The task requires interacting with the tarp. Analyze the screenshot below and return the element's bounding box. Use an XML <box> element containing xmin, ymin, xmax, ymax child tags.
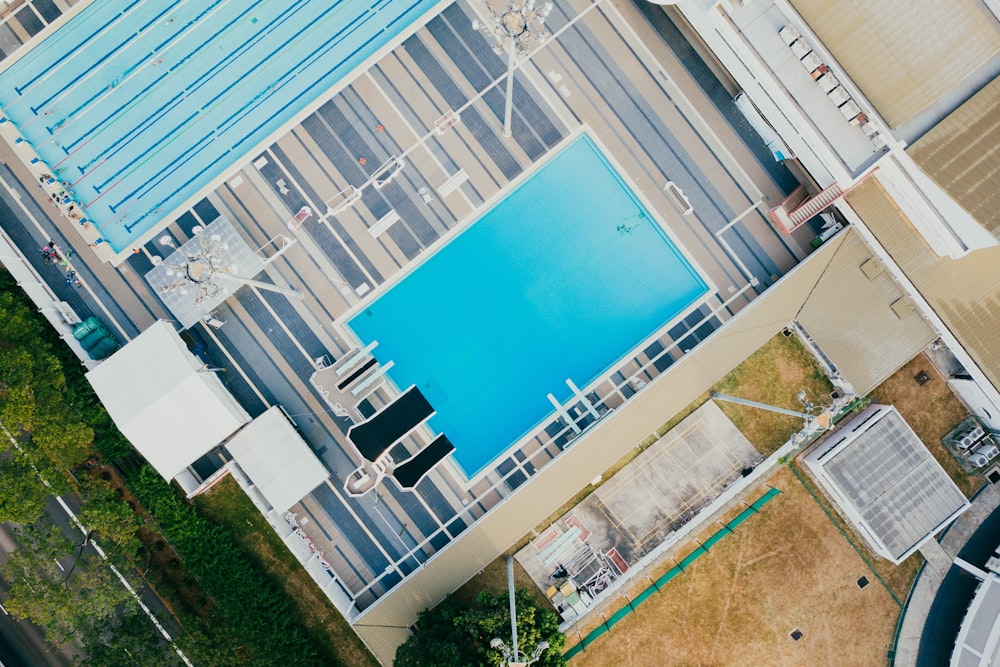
<box><xmin>86</xmin><ymin>320</ymin><xmax>250</xmax><ymax>480</ymax></box>
<box><xmin>226</xmin><ymin>406</ymin><xmax>330</xmax><ymax>513</ymax></box>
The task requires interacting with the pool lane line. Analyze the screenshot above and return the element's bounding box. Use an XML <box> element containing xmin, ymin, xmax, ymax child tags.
<box><xmin>44</xmin><ymin>0</ymin><xmax>370</xmax><ymax>223</ymax></box>
<box><xmin>63</xmin><ymin>0</ymin><xmax>294</xmax><ymax>183</ymax></box>
<box><xmin>78</xmin><ymin>0</ymin><xmax>302</xmax><ymax>173</ymax></box>
<box><xmin>68</xmin><ymin>160</ymin><xmax>107</xmax><ymax>192</ymax></box>
<box><xmin>100</xmin><ymin>0</ymin><xmax>357</xmax><ymax>208</ymax></box>
<box><xmin>31</xmin><ymin>0</ymin><xmax>176</xmax><ymax>112</ymax></box>
<box><xmin>56</xmin><ymin>0</ymin><xmax>410</xmax><ymax>236</ymax></box>
<box><xmin>51</xmin><ymin>138</ymin><xmax>90</xmax><ymax>170</ymax></box>
<box><xmin>115</xmin><ymin>0</ymin><xmax>374</xmax><ymax>200</ymax></box>
<box><xmin>11</xmin><ymin>0</ymin><xmax>146</xmax><ymax>99</ymax></box>
<box><xmin>60</xmin><ymin>0</ymin><xmax>244</xmax><ymax>153</ymax></box>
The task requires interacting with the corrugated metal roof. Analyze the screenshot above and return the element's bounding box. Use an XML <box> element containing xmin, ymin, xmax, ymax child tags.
<box><xmin>796</xmin><ymin>228</ymin><xmax>937</xmax><ymax>396</ymax></box>
<box><xmin>789</xmin><ymin>0</ymin><xmax>1000</xmax><ymax>127</ymax></box>
<box><xmin>907</xmin><ymin>75</ymin><xmax>1000</xmax><ymax>240</ymax></box>
<box><xmin>844</xmin><ymin>177</ymin><xmax>1000</xmax><ymax>393</ymax></box>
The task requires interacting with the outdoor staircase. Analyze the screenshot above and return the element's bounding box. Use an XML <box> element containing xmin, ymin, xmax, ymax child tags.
<box><xmin>769</xmin><ymin>183</ymin><xmax>844</xmax><ymax>234</ymax></box>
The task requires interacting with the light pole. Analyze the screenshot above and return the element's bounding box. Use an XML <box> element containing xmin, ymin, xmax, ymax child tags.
<box><xmin>473</xmin><ymin>0</ymin><xmax>553</xmax><ymax>138</ymax></box>
<box><xmin>490</xmin><ymin>556</ymin><xmax>549</xmax><ymax>666</ymax></box>
<box><xmin>159</xmin><ymin>231</ymin><xmax>303</xmax><ymax>305</ymax></box>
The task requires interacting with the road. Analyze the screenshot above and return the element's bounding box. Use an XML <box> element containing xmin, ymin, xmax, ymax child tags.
<box><xmin>0</xmin><ymin>524</ymin><xmax>75</xmax><ymax>667</ymax></box>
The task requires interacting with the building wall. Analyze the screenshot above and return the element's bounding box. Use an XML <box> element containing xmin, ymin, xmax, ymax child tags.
<box><xmin>353</xmin><ymin>235</ymin><xmax>848</xmax><ymax>665</ymax></box>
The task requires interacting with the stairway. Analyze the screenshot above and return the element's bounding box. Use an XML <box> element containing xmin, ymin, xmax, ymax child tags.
<box><xmin>769</xmin><ymin>183</ymin><xmax>844</xmax><ymax>233</ymax></box>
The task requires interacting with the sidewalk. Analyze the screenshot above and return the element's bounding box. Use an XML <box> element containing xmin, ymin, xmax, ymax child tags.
<box><xmin>892</xmin><ymin>481</ymin><xmax>1000</xmax><ymax>666</ymax></box>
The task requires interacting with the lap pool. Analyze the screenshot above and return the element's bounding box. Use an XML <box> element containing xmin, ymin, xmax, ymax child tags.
<box><xmin>348</xmin><ymin>135</ymin><xmax>709</xmax><ymax>476</ymax></box>
<box><xmin>0</xmin><ymin>0</ymin><xmax>438</xmax><ymax>253</ymax></box>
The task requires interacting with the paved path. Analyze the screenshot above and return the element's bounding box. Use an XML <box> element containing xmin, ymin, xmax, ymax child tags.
<box><xmin>893</xmin><ymin>482</ymin><xmax>1000</xmax><ymax>666</ymax></box>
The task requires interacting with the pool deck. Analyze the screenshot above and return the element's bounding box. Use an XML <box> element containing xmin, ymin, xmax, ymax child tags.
<box><xmin>0</xmin><ymin>0</ymin><xmax>818</xmax><ymax>618</ymax></box>
<box><xmin>0</xmin><ymin>0</ymin><xmax>81</xmax><ymax>63</ymax></box>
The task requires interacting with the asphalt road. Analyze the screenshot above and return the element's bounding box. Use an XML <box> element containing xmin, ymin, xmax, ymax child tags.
<box><xmin>0</xmin><ymin>524</ymin><xmax>74</xmax><ymax>667</ymax></box>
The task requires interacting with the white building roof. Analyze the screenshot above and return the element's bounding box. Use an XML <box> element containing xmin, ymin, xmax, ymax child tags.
<box><xmin>804</xmin><ymin>404</ymin><xmax>970</xmax><ymax>563</ymax></box>
<box><xmin>225</xmin><ymin>407</ymin><xmax>329</xmax><ymax>513</ymax></box>
<box><xmin>86</xmin><ymin>320</ymin><xmax>250</xmax><ymax>480</ymax></box>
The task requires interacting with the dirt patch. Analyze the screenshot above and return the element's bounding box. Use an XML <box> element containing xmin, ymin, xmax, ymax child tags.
<box><xmin>567</xmin><ymin>467</ymin><xmax>902</xmax><ymax>666</ymax></box>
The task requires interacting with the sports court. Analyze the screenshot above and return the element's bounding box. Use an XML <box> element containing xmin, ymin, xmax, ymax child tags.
<box><xmin>516</xmin><ymin>401</ymin><xmax>761</xmax><ymax>616</ymax></box>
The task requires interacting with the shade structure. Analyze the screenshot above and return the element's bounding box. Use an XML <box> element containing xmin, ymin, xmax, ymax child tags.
<box><xmin>86</xmin><ymin>320</ymin><xmax>250</xmax><ymax>480</ymax></box>
<box><xmin>347</xmin><ymin>386</ymin><xmax>434</xmax><ymax>462</ymax></box>
<box><xmin>804</xmin><ymin>404</ymin><xmax>969</xmax><ymax>563</ymax></box>
<box><xmin>393</xmin><ymin>435</ymin><xmax>455</xmax><ymax>490</ymax></box>
<box><xmin>225</xmin><ymin>406</ymin><xmax>330</xmax><ymax>513</ymax></box>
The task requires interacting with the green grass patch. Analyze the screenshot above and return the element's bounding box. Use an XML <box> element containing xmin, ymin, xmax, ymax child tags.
<box><xmin>194</xmin><ymin>476</ymin><xmax>377</xmax><ymax>667</ymax></box>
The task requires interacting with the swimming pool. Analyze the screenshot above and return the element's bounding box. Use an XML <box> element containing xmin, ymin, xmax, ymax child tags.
<box><xmin>0</xmin><ymin>0</ymin><xmax>438</xmax><ymax>253</ymax></box>
<box><xmin>348</xmin><ymin>135</ymin><xmax>709</xmax><ymax>476</ymax></box>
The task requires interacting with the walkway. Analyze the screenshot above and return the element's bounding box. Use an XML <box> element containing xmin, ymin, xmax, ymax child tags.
<box><xmin>893</xmin><ymin>481</ymin><xmax>1000</xmax><ymax>666</ymax></box>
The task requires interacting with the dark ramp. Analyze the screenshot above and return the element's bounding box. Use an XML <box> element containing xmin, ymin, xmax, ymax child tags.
<box><xmin>393</xmin><ymin>435</ymin><xmax>455</xmax><ymax>490</ymax></box>
<box><xmin>347</xmin><ymin>386</ymin><xmax>434</xmax><ymax>462</ymax></box>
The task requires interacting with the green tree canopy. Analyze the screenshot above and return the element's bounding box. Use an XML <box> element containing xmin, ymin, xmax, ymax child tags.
<box><xmin>0</xmin><ymin>451</ymin><xmax>54</xmax><ymax>524</ymax></box>
<box><xmin>2</xmin><ymin>521</ymin><xmax>134</xmax><ymax>644</ymax></box>
<box><xmin>394</xmin><ymin>588</ymin><xmax>565</xmax><ymax>667</ymax></box>
<box><xmin>78</xmin><ymin>479</ymin><xmax>142</xmax><ymax>557</ymax></box>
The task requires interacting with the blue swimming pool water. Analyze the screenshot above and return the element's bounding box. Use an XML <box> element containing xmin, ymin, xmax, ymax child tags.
<box><xmin>348</xmin><ymin>135</ymin><xmax>709</xmax><ymax>476</ymax></box>
<box><xmin>0</xmin><ymin>0</ymin><xmax>437</xmax><ymax>253</ymax></box>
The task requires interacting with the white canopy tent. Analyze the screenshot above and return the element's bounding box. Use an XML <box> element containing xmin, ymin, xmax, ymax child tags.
<box><xmin>86</xmin><ymin>320</ymin><xmax>250</xmax><ymax>480</ymax></box>
<box><xmin>225</xmin><ymin>407</ymin><xmax>330</xmax><ymax>513</ymax></box>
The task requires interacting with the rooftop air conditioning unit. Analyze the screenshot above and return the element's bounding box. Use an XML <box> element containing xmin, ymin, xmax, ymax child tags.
<box><xmin>956</xmin><ymin>425</ymin><xmax>986</xmax><ymax>451</ymax></box>
<box><xmin>968</xmin><ymin>443</ymin><xmax>1000</xmax><ymax>468</ymax></box>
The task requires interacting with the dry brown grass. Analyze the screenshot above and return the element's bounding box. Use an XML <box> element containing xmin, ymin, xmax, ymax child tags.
<box><xmin>194</xmin><ymin>476</ymin><xmax>377</xmax><ymax>667</ymax></box>
<box><xmin>531</xmin><ymin>335</ymin><xmax>827</xmax><ymax>538</ymax></box>
<box><xmin>713</xmin><ymin>334</ymin><xmax>834</xmax><ymax>455</ymax></box>
<box><xmin>869</xmin><ymin>352</ymin><xmax>981</xmax><ymax>497</ymax></box>
<box><xmin>567</xmin><ymin>467</ymin><xmax>902</xmax><ymax>667</ymax></box>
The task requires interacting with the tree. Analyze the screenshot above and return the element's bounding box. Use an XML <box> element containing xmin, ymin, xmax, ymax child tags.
<box><xmin>394</xmin><ymin>588</ymin><xmax>565</xmax><ymax>667</ymax></box>
<box><xmin>0</xmin><ymin>450</ymin><xmax>52</xmax><ymax>523</ymax></box>
<box><xmin>78</xmin><ymin>479</ymin><xmax>142</xmax><ymax>557</ymax></box>
<box><xmin>2</xmin><ymin>521</ymin><xmax>134</xmax><ymax>644</ymax></box>
<box><xmin>31</xmin><ymin>414</ymin><xmax>93</xmax><ymax>468</ymax></box>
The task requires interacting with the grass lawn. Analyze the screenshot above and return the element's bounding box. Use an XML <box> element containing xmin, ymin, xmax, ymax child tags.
<box><xmin>712</xmin><ymin>333</ymin><xmax>834</xmax><ymax>455</ymax></box>
<box><xmin>566</xmin><ymin>467</ymin><xmax>903</xmax><ymax>666</ymax></box>
<box><xmin>528</xmin><ymin>334</ymin><xmax>829</xmax><ymax>540</ymax></box>
<box><xmin>194</xmin><ymin>476</ymin><xmax>377</xmax><ymax>667</ymax></box>
<box><xmin>869</xmin><ymin>352</ymin><xmax>980</xmax><ymax>497</ymax></box>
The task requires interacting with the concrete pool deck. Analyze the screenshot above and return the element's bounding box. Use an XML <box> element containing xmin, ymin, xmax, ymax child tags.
<box><xmin>0</xmin><ymin>0</ymin><xmax>819</xmax><ymax>643</ymax></box>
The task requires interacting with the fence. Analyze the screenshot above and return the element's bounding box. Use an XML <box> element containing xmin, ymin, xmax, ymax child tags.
<box><xmin>564</xmin><ymin>486</ymin><xmax>782</xmax><ymax>659</ymax></box>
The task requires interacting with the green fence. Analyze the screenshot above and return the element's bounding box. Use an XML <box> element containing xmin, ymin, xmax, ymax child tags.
<box><xmin>564</xmin><ymin>486</ymin><xmax>782</xmax><ymax>660</ymax></box>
